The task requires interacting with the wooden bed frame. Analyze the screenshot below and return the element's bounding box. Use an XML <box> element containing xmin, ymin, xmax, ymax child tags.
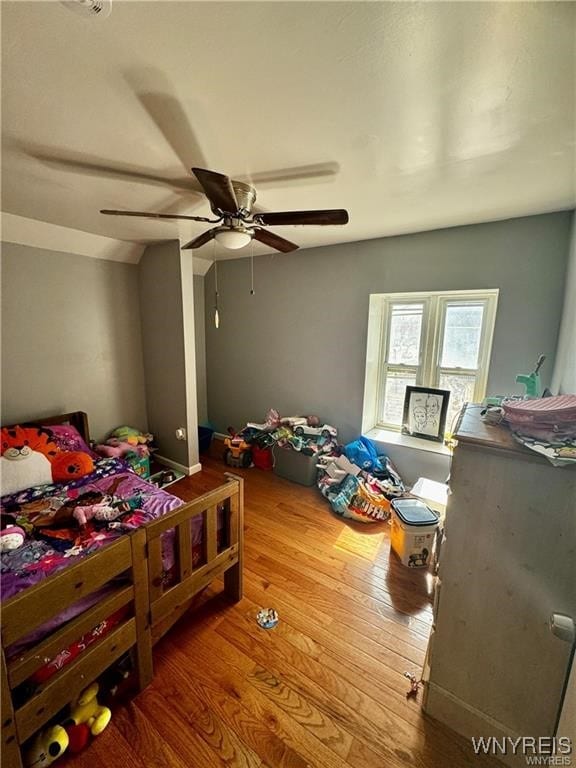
<box><xmin>0</xmin><ymin>412</ymin><xmax>244</xmax><ymax>768</ymax></box>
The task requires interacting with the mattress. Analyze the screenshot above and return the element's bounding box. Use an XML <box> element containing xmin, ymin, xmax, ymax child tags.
<box><xmin>1</xmin><ymin>458</ymin><xmax>220</xmax><ymax>657</ymax></box>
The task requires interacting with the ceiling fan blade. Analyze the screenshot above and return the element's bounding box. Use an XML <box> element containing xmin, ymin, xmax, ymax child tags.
<box><xmin>192</xmin><ymin>168</ymin><xmax>238</xmax><ymax>214</ymax></box>
<box><xmin>242</xmin><ymin>162</ymin><xmax>340</xmax><ymax>187</ymax></box>
<box><xmin>123</xmin><ymin>69</ymin><xmax>210</xmax><ymax>173</ymax></box>
<box><xmin>181</xmin><ymin>229</ymin><xmax>218</xmax><ymax>250</ymax></box>
<box><xmin>30</xmin><ymin>151</ymin><xmax>197</xmax><ymax>192</ymax></box>
<box><xmin>134</xmin><ymin>92</ymin><xmax>209</xmax><ymax>175</ymax></box>
<box><xmin>252</xmin><ymin>227</ymin><xmax>299</xmax><ymax>253</ymax></box>
<box><xmin>254</xmin><ymin>209</ymin><xmax>349</xmax><ymax>226</ymax></box>
<box><xmin>100</xmin><ymin>210</ymin><xmax>217</xmax><ymax>223</ymax></box>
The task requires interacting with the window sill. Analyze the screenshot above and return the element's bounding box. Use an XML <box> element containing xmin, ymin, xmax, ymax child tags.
<box><xmin>364</xmin><ymin>427</ymin><xmax>453</xmax><ymax>457</ymax></box>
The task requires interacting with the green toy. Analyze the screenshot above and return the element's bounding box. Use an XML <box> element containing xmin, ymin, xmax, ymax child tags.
<box><xmin>516</xmin><ymin>354</ymin><xmax>546</xmax><ymax>398</ymax></box>
<box><xmin>108</xmin><ymin>425</ymin><xmax>153</xmax><ymax>446</ymax></box>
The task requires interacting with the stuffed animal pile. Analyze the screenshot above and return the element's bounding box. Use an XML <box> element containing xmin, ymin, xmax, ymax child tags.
<box><xmin>95</xmin><ymin>425</ymin><xmax>154</xmax><ymax>460</ymax></box>
<box><xmin>23</xmin><ymin>681</ymin><xmax>112</xmax><ymax>767</ymax></box>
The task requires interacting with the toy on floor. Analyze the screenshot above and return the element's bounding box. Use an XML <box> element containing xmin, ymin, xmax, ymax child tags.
<box><xmin>223</xmin><ymin>427</ymin><xmax>252</xmax><ymax>468</ymax></box>
<box><xmin>25</xmin><ymin>682</ymin><xmax>112</xmax><ymax>763</ymax></box>
<box><xmin>404</xmin><ymin>671</ymin><xmax>423</xmax><ymax>699</ymax></box>
<box><xmin>64</xmin><ymin>723</ymin><xmax>91</xmax><ymax>754</ymax></box>
<box><xmin>256</xmin><ymin>608</ymin><xmax>279</xmax><ymax>629</ymax></box>
<box><xmin>293</xmin><ymin>423</ymin><xmax>337</xmax><ymax>439</ymax></box>
<box><xmin>23</xmin><ymin>725</ymin><xmax>69</xmax><ymax>767</ymax></box>
<box><xmin>67</xmin><ymin>682</ymin><xmax>111</xmax><ymax>737</ymax></box>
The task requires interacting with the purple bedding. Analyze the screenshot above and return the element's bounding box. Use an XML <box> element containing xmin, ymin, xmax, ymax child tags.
<box><xmin>1</xmin><ymin>458</ymin><xmax>212</xmax><ymax>656</ymax></box>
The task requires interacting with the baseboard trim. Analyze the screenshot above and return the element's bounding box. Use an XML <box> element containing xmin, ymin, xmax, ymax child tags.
<box><xmin>425</xmin><ymin>683</ymin><xmax>524</xmax><ymax>767</ymax></box>
<box><xmin>156</xmin><ymin>455</ymin><xmax>203</xmax><ymax>477</ymax></box>
<box><xmin>214</xmin><ymin>432</ymin><xmax>228</xmax><ymax>441</ymax></box>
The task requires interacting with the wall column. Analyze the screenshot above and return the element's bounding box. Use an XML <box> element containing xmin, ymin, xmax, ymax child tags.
<box><xmin>139</xmin><ymin>240</ymin><xmax>200</xmax><ymax>473</ymax></box>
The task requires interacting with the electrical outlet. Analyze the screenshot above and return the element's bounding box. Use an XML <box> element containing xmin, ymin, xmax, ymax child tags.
<box><xmin>175</xmin><ymin>428</ymin><xmax>186</xmax><ymax>441</ymax></box>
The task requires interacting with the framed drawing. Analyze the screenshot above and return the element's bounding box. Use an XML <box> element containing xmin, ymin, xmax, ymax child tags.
<box><xmin>402</xmin><ymin>386</ymin><xmax>450</xmax><ymax>442</ymax></box>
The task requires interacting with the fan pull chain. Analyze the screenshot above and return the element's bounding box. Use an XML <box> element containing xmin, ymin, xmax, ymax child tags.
<box><xmin>250</xmin><ymin>239</ymin><xmax>255</xmax><ymax>296</ymax></box>
<box><xmin>213</xmin><ymin>242</ymin><xmax>220</xmax><ymax>329</ymax></box>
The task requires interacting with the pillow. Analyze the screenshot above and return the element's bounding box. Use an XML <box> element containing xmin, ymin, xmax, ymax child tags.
<box><xmin>0</xmin><ymin>424</ymin><xmax>96</xmax><ymax>496</ymax></box>
<box><xmin>1</xmin><ymin>425</ymin><xmax>59</xmax><ymax>461</ymax></box>
<box><xmin>41</xmin><ymin>424</ymin><xmax>97</xmax><ymax>459</ymax></box>
<box><xmin>51</xmin><ymin>451</ymin><xmax>94</xmax><ymax>483</ymax></box>
<box><xmin>0</xmin><ymin>451</ymin><xmax>53</xmax><ymax>497</ymax></box>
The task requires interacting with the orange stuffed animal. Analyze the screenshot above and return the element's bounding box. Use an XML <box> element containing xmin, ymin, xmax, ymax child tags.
<box><xmin>1</xmin><ymin>425</ymin><xmax>59</xmax><ymax>461</ymax></box>
<box><xmin>0</xmin><ymin>425</ymin><xmax>94</xmax><ymax>488</ymax></box>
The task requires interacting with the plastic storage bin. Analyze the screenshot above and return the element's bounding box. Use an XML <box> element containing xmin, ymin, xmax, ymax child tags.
<box><xmin>273</xmin><ymin>446</ymin><xmax>318</xmax><ymax>486</ymax></box>
<box><xmin>252</xmin><ymin>445</ymin><xmax>273</xmax><ymax>470</ymax></box>
<box><xmin>198</xmin><ymin>426</ymin><xmax>214</xmax><ymax>454</ymax></box>
<box><xmin>390</xmin><ymin>498</ymin><xmax>439</xmax><ymax>568</ymax></box>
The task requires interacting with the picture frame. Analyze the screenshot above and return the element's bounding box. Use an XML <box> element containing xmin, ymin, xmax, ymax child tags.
<box><xmin>401</xmin><ymin>386</ymin><xmax>450</xmax><ymax>442</ymax></box>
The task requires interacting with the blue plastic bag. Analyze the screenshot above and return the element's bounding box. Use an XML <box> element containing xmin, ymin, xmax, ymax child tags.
<box><xmin>344</xmin><ymin>436</ymin><xmax>385</xmax><ymax>472</ymax></box>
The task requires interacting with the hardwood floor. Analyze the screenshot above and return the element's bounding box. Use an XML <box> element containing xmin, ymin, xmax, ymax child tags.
<box><xmin>66</xmin><ymin>444</ymin><xmax>502</xmax><ymax>768</ymax></box>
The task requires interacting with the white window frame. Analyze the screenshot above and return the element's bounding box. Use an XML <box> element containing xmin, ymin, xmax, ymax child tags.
<box><xmin>362</xmin><ymin>289</ymin><xmax>499</xmax><ymax>434</ymax></box>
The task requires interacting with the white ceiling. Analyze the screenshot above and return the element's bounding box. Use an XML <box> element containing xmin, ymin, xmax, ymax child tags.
<box><xmin>1</xmin><ymin>1</ymin><xmax>575</xmax><ymax>263</ymax></box>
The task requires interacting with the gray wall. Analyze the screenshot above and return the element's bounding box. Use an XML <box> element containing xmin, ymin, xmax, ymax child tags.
<box><xmin>205</xmin><ymin>212</ymin><xmax>572</xmax><ymax>446</ymax></box>
<box><xmin>194</xmin><ymin>274</ymin><xmax>208</xmax><ymax>425</ymax></box>
<box><xmin>552</xmin><ymin>212</ymin><xmax>576</xmax><ymax>394</ymax></box>
<box><xmin>1</xmin><ymin>241</ymin><xmax>147</xmax><ymax>441</ymax></box>
<box><xmin>138</xmin><ymin>241</ymin><xmax>199</xmax><ymax>468</ymax></box>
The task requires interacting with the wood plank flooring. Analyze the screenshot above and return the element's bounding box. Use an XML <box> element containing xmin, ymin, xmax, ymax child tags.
<box><xmin>65</xmin><ymin>443</ymin><xmax>502</xmax><ymax>768</ymax></box>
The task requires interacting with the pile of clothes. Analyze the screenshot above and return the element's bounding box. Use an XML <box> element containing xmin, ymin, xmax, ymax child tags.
<box><xmin>239</xmin><ymin>410</ymin><xmax>405</xmax><ymax>524</ymax></box>
<box><xmin>316</xmin><ymin>436</ymin><xmax>404</xmax><ymax>523</ymax></box>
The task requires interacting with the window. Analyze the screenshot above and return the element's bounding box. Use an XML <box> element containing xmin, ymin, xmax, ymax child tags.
<box><xmin>363</xmin><ymin>290</ymin><xmax>499</xmax><ymax>435</ymax></box>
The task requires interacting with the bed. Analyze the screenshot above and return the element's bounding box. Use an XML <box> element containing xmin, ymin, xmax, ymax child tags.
<box><xmin>0</xmin><ymin>411</ymin><xmax>244</xmax><ymax>768</ymax></box>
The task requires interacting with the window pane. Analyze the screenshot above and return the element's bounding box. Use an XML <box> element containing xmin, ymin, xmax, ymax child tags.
<box><xmin>382</xmin><ymin>370</ymin><xmax>417</xmax><ymax>426</ymax></box>
<box><xmin>439</xmin><ymin>372</ymin><xmax>477</xmax><ymax>431</ymax></box>
<box><xmin>388</xmin><ymin>303</ymin><xmax>423</xmax><ymax>365</ymax></box>
<box><xmin>441</xmin><ymin>304</ymin><xmax>484</xmax><ymax>369</ymax></box>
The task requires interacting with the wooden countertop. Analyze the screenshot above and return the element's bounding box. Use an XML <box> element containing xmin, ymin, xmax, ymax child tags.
<box><xmin>454</xmin><ymin>404</ymin><xmax>537</xmax><ymax>458</ymax></box>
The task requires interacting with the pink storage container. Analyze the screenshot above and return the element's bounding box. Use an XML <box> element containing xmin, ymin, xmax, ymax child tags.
<box><xmin>503</xmin><ymin>395</ymin><xmax>576</xmax><ymax>439</ymax></box>
<box><xmin>504</xmin><ymin>395</ymin><xmax>576</xmax><ymax>424</ymax></box>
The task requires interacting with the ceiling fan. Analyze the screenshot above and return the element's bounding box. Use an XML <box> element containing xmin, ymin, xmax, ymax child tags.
<box><xmin>101</xmin><ymin>166</ymin><xmax>349</xmax><ymax>253</ymax></box>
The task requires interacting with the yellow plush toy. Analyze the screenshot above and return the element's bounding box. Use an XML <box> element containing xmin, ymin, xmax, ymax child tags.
<box><xmin>68</xmin><ymin>682</ymin><xmax>111</xmax><ymax>736</ymax></box>
<box><xmin>24</xmin><ymin>725</ymin><xmax>68</xmax><ymax>767</ymax></box>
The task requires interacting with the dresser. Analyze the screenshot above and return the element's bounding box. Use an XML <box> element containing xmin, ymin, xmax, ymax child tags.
<box><xmin>423</xmin><ymin>405</ymin><xmax>576</xmax><ymax>762</ymax></box>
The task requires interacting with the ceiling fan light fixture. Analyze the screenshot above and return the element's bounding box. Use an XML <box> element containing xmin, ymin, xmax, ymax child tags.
<box><xmin>214</xmin><ymin>228</ymin><xmax>252</xmax><ymax>250</ymax></box>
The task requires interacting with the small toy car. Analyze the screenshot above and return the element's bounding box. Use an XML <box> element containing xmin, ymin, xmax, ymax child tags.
<box><xmin>280</xmin><ymin>416</ymin><xmax>308</xmax><ymax>428</ymax></box>
<box><xmin>293</xmin><ymin>424</ymin><xmax>338</xmax><ymax>439</ymax></box>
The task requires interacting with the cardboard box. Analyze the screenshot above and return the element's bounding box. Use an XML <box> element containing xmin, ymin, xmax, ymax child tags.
<box><xmin>126</xmin><ymin>454</ymin><xmax>150</xmax><ymax>479</ymax></box>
